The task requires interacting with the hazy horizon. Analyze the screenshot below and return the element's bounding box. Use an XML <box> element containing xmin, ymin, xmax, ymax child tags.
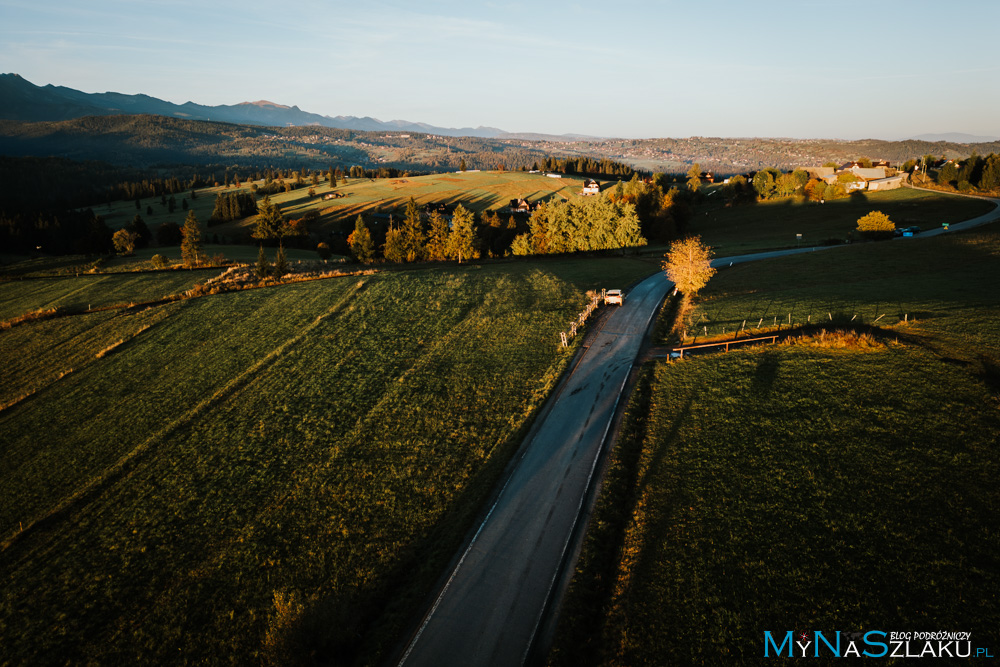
<box><xmin>2</xmin><ymin>0</ymin><xmax>998</xmax><ymax>141</ymax></box>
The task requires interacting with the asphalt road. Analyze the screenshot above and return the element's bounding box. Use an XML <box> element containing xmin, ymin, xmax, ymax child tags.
<box><xmin>397</xmin><ymin>272</ymin><xmax>673</xmax><ymax>667</ymax></box>
<box><xmin>901</xmin><ymin>187</ymin><xmax>1000</xmax><ymax>237</ymax></box>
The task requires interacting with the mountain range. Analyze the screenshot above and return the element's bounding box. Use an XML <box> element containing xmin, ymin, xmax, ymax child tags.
<box><xmin>0</xmin><ymin>73</ymin><xmax>510</xmax><ymax>138</ymax></box>
<box><xmin>5</xmin><ymin>74</ymin><xmax>996</xmax><ymax>146</ymax></box>
<box><xmin>906</xmin><ymin>132</ymin><xmax>1000</xmax><ymax>143</ymax></box>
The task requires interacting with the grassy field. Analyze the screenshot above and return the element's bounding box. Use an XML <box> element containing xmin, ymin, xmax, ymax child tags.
<box><xmin>0</xmin><ymin>255</ymin><xmax>656</xmax><ymax>665</ymax></box>
<box><xmin>550</xmin><ymin>224</ymin><xmax>1000</xmax><ymax>665</ymax></box>
<box><xmin>685</xmin><ymin>186</ymin><xmax>996</xmax><ymax>255</ymax></box>
<box><xmin>97</xmin><ymin>170</ymin><xmax>592</xmax><ymax>240</ymax></box>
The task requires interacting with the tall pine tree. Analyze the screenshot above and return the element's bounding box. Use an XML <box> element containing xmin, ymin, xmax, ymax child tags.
<box><xmin>447</xmin><ymin>205</ymin><xmax>476</xmax><ymax>262</ymax></box>
<box><xmin>181</xmin><ymin>210</ymin><xmax>202</xmax><ymax>267</ymax></box>
<box><xmin>349</xmin><ymin>215</ymin><xmax>375</xmax><ymax>263</ymax></box>
<box><xmin>400</xmin><ymin>197</ymin><xmax>426</xmax><ymax>262</ymax></box>
<box><xmin>425</xmin><ymin>210</ymin><xmax>450</xmax><ymax>261</ymax></box>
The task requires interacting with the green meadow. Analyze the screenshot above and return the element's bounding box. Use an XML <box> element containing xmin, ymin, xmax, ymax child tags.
<box><xmin>550</xmin><ymin>225</ymin><xmax>1000</xmax><ymax>665</ymax></box>
<box><xmin>0</xmin><ymin>256</ymin><xmax>655</xmax><ymax>665</ymax></box>
<box><xmin>686</xmin><ymin>186</ymin><xmax>995</xmax><ymax>255</ymax></box>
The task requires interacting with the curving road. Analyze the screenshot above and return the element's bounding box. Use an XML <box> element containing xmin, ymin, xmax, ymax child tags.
<box><xmin>395</xmin><ymin>188</ymin><xmax>1000</xmax><ymax>667</ymax></box>
<box><xmin>901</xmin><ymin>185</ymin><xmax>1000</xmax><ymax>237</ymax></box>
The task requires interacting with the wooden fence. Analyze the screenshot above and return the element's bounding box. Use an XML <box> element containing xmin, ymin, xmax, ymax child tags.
<box><xmin>670</xmin><ymin>334</ymin><xmax>780</xmax><ymax>359</ymax></box>
<box><xmin>560</xmin><ymin>293</ymin><xmax>602</xmax><ymax>347</ymax></box>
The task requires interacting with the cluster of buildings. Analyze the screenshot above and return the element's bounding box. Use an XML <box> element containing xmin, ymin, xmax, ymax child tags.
<box><xmin>800</xmin><ymin>161</ymin><xmax>905</xmax><ymax>192</ymax></box>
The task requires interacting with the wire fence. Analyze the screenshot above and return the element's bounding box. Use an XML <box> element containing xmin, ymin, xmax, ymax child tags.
<box><xmin>684</xmin><ymin>309</ymin><xmax>914</xmax><ymax>346</ymax></box>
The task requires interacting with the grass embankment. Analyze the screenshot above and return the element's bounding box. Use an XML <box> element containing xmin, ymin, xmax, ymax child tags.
<box><xmin>686</xmin><ymin>187</ymin><xmax>995</xmax><ymax>255</ymax></box>
<box><xmin>0</xmin><ymin>244</ymin><xmax>326</xmax><ymax>279</ymax></box>
<box><xmin>0</xmin><ymin>270</ymin><xmax>211</xmax><ymax>322</ymax></box>
<box><xmin>550</xmin><ymin>226</ymin><xmax>1000</xmax><ymax>665</ymax></box>
<box><xmin>0</xmin><ymin>256</ymin><xmax>654</xmax><ymax>665</ymax></box>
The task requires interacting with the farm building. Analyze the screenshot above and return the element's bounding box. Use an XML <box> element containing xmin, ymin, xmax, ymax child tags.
<box><xmin>866</xmin><ymin>175</ymin><xmax>905</xmax><ymax>191</ymax></box>
<box><xmin>819</xmin><ymin>164</ymin><xmax>899</xmax><ymax>191</ymax></box>
<box><xmin>801</xmin><ymin>166</ymin><xmax>835</xmax><ymax>179</ymax></box>
<box><xmin>849</xmin><ymin>166</ymin><xmax>889</xmax><ymax>180</ymax></box>
<box><xmin>581</xmin><ymin>179</ymin><xmax>600</xmax><ymax>195</ymax></box>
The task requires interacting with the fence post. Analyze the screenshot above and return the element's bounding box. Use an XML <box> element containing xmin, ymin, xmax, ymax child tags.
<box><xmin>560</xmin><ymin>331</ymin><xmax>568</xmax><ymax>347</ymax></box>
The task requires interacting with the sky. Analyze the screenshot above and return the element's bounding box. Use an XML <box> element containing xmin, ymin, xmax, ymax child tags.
<box><xmin>2</xmin><ymin>0</ymin><xmax>999</xmax><ymax>140</ymax></box>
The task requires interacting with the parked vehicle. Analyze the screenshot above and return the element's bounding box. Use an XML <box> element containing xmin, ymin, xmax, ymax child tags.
<box><xmin>605</xmin><ymin>289</ymin><xmax>624</xmax><ymax>306</ymax></box>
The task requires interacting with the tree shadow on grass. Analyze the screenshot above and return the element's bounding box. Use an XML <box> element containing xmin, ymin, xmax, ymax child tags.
<box><xmin>553</xmin><ymin>385</ymin><xmax>696</xmax><ymax>666</ymax></box>
<box><xmin>978</xmin><ymin>354</ymin><xmax>1000</xmax><ymax>396</ymax></box>
<box><xmin>750</xmin><ymin>352</ymin><xmax>780</xmax><ymax>397</ymax></box>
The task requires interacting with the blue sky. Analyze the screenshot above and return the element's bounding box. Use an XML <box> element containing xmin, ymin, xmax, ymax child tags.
<box><xmin>2</xmin><ymin>0</ymin><xmax>998</xmax><ymax>139</ymax></box>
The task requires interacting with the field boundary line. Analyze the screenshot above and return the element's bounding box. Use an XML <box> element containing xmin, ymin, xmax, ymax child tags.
<box><xmin>0</xmin><ymin>306</ymin><xmax>175</xmax><ymax>418</ymax></box>
<box><xmin>1</xmin><ymin>278</ymin><xmax>367</xmax><ymax>555</ymax></box>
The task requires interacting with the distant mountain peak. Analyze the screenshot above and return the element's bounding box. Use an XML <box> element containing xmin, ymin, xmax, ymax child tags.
<box><xmin>240</xmin><ymin>100</ymin><xmax>291</xmax><ymax>109</ymax></box>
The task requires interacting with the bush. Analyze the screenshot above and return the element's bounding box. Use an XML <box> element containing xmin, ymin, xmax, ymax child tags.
<box><xmin>150</xmin><ymin>254</ymin><xmax>171</xmax><ymax>269</ymax></box>
<box><xmin>857</xmin><ymin>210</ymin><xmax>895</xmax><ymax>240</ymax></box>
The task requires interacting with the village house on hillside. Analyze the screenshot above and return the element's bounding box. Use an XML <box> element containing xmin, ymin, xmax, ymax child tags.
<box><xmin>508</xmin><ymin>198</ymin><xmax>542</xmax><ymax>214</ymax></box>
<box><xmin>581</xmin><ymin>179</ymin><xmax>600</xmax><ymax>195</ymax></box>
<box><xmin>424</xmin><ymin>202</ymin><xmax>457</xmax><ymax>216</ymax></box>
<box><xmin>866</xmin><ymin>174</ymin><xmax>906</xmax><ymax>191</ymax></box>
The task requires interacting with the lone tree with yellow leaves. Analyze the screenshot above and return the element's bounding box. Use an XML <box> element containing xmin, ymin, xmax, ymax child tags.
<box><xmin>856</xmin><ymin>210</ymin><xmax>895</xmax><ymax>239</ymax></box>
<box><xmin>662</xmin><ymin>235</ymin><xmax>716</xmax><ymax>297</ymax></box>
